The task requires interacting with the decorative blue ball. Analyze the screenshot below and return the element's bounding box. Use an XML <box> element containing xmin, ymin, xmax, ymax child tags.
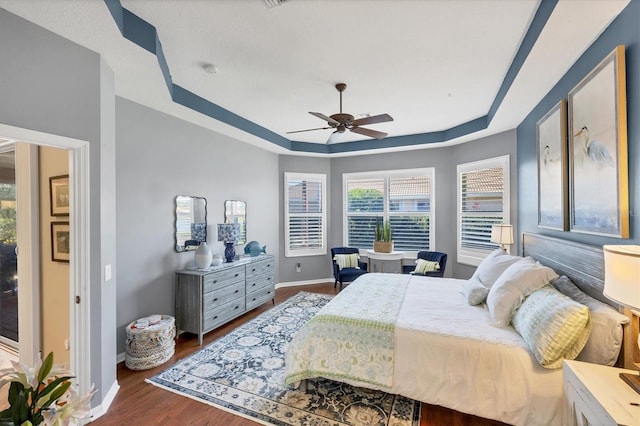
<box><xmin>244</xmin><ymin>241</ymin><xmax>266</xmax><ymax>257</ymax></box>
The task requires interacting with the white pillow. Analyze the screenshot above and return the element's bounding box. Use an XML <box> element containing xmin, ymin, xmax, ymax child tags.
<box><xmin>552</xmin><ymin>275</ymin><xmax>629</xmax><ymax>366</ymax></box>
<box><xmin>471</xmin><ymin>249</ymin><xmax>521</xmax><ymax>288</ymax></box>
<box><xmin>486</xmin><ymin>257</ymin><xmax>559</xmax><ymax>327</ymax></box>
<box><xmin>461</xmin><ymin>277</ymin><xmax>489</xmax><ymax>306</ymax></box>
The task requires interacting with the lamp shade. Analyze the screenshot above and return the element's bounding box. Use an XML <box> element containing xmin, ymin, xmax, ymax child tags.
<box><xmin>490</xmin><ymin>224</ymin><xmax>514</xmax><ymax>245</ymax></box>
<box><xmin>603</xmin><ymin>245</ymin><xmax>640</xmax><ymax>310</ymax></box>
<box><xmin>217</xmin><ymin>223</ymin><xmax>240</xmax><ymax>243</ymax></box>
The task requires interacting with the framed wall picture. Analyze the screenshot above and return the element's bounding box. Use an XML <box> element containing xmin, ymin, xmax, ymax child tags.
<box><xmin>537</xmin><ymin>100</ymin><xmax>568</xmax><ymax>231</ymax></box>
<box><xmin>568</xmin><ymin>45</ymin><xmax>629</xmax><ymax>238</ymax></box>
<box><xmin>49</xmin><ymin>174</ymin><xmax>70</xmax><ymax>216</ymax></box>
<box><xmin>51</xmin><ymin>221</ymin><xmax>70</xmax><ymax>263</ymax></box>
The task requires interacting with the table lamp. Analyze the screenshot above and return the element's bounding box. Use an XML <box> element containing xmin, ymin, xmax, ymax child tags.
<box><xmin>490</xmin><ymin>224</ymin><xmax>514</xmax><ymax>251</ymax></box>
<box><xmin>218</xmin><ymin>223</ymin><xmax>240</xmax><ymax>263</ymax></box>
<box><xmin>603</xmin><ymin>245</ymin><xmax>640</xmax><ymax>394</ymax></box>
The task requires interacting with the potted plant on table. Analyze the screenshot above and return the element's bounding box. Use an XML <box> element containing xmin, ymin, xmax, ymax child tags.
<box><xmin>373</xmin><ymin>219</ymin><xmax>393</xmax><ymax>253</ymax></box>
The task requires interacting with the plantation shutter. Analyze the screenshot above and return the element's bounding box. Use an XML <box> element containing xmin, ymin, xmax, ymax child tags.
<box><xmin>457</xmin><ymin>156</ymin><xmax>510</xmax><ymax>265</ymax></box>
<box><xmin>285</xmin><ymin>173</ymin><xmax>327</xmax><ymax>257</ymax></box>
<box><xmin>344</xmin><ymin>170</ymin><xmax>434</xmax><ymax>251</ymax></box>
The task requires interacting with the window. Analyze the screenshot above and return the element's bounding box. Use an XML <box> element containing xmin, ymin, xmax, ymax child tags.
<box><xmin>284</xmin><ymin>172</ymin><xmax>327</xmax><ymax>257</ymax></box>
<box><xmin>344</xmin><ymin>168</ymin><xmax>434</xmax><ymax>252</ymax></box>
<box><xmin>457</xmin><ymin>155</ymin><xmax>510</xmax><ymax>266</ymax></box>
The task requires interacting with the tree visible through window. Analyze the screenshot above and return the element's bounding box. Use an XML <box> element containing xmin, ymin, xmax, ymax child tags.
<box><xmin>344</xmin><ymin>169</ymin><xmax>434</xmax><ymax>252</ymax></box>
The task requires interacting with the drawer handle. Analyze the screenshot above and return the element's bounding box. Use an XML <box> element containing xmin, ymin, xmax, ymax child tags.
<box><xmin>213</xmin><ymin>280</ymin><xmax>217</xmax><ymax>284</ymax></box>
<box><xmin>213</xmin><ymin>298</ymin><xmax>218</xmax><ymax>302</ymax></box>
<box><xmin>213</xmin><ymin>316</ymin><xmax>218</xmax><ymax>320</ymax></box>
<box><xmin>234</xmin><ymin>290</ymin><xmax>239</xmax><ymax>294</ymax></box>
<box><xmin>252</xmin><ymin>298</ymin><xmax>256</xmax><ymax>302</ymax></box>
<box><xmin>235</xmin><ymin>306</ymin><xmax>239</xmax><ymax>310</ymax></box>
<box><xmin>267</xmin><ymin>277</ymin><xmax>271</xmax><ymax>281</ymax></box>
<box><xmin>235</xmin><ymin>273</ymin><xmax>239</xmax><ymax>277</ymax></box>
<box><xmin>252</xmin><ymin>268</ymin><xmax>256</xmax><ymax>272</ymax></box>
<box><xmin>267</xmin><ymin>264</ymin><xmax>271</xmax><ymax>267</ymax></box>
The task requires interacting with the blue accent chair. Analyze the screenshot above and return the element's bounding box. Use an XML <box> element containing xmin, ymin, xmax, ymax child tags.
<box><xmin>331</xmin><ymin>247</ymin><xmax>368</xmax><ymax>290</ymax></box>
<box><xmin>402</xmin><ymin>250</ymin><xmax>447</xmax><ymax>277</ymax></box>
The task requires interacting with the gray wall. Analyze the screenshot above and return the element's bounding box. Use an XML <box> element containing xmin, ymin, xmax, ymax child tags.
<box><xmin>115</xmin><ymin>98</ymin><xmax>280</xmax><ymax>353</ymax></box>
<box><xmin>0</xmin><ymin>9</ymin><xmax>116</xmax><ymax>407</ymax></box>
<box><xmin>278</xmin><ymin>130</ymin><xmax>517</xmax><ymax>281</ymax></box>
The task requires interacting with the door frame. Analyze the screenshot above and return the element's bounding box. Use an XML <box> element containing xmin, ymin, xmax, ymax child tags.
<box><xmin>0</xmin><ymin>123</ymin><xmax>90</xmax><ymax>396</ymax></box>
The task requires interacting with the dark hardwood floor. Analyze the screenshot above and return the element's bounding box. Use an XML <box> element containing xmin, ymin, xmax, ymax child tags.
<box><xmin>91</xmin><ymin>283</ymin><xmax>505</xmax><ymax>425</ymax></box>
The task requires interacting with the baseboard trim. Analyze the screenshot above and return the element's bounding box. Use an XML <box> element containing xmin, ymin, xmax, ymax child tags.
<box><xmin>116</xmin><ymin>351</ymin><xmax>125</xmax><ymax>364</ymax></box>
<box><xmin>275</xmin><ymin>278</ymin><xmax>333</xmax><ymax>289</ymax></box>
<box><xmin>89</xmin><ymin>379</ymin><xmax>120</xmax><ymax>422</ymax></box>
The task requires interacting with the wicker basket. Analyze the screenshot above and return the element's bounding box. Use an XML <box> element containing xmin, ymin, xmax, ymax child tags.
<box><xmin>373</xmin><ymin>241</ymin><xmax>394</xmax><ymax>253</ymax></box>
<box><xmin>125</xmin><ymin>315</ymin><xmax>176</xmax><ymax>370</ymax></box>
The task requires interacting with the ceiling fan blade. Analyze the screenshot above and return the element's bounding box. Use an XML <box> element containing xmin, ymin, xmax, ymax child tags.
<box><xmin>351</xmin><ymin>113</ymin><xmax>393</xmax><ymax>126</ymax></box>
<box><xmin>309</xmin><ymin>112</ymin><xmax>340</xmax><ymax>125</ymax></box>
<box><xmin>351</xmin><ymin>126</ymin><xmax>388</xmax><ymax>139</ymax></box>
<box><xmin>326</xmin><ymin>131</ymin><xmax>340</xmax><ymax>144</ymax></box>
<box><xmin>286</xmin><ymin>126</ymin><xmax>332</xmax><ymax>134</ymax></box>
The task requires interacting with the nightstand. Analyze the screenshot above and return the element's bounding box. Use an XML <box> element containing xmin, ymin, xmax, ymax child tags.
<box><xmin>563</xmin><ymin>359</ymin><xmax>640</xmax><ymax>426</ymax></box>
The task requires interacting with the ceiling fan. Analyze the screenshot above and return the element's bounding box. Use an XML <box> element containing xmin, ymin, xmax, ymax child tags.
<box><xmin>287</xmin><ymin>83</ymin><xmax>393</xmax><ymax>144</ymax></box>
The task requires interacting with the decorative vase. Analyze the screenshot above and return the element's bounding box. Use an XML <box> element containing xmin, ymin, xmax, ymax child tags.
<box><xmin>194</xmin><ymin>242</ymin><xmax>212</xmax><ymax>269</ymax></box>
<box><xmin>211</xmin><ymin>255</ymin><xmax>223</xmax><ymax>266</ymax></box>
<box><xmin>224</xmin><ymin>242</ymin><xmax>236</xmax><ymax>263</ymax></box>
<box><xmin>373</xmin><ymin>240</ymin><xmax>394</xmax><ymax>253</ymax></box>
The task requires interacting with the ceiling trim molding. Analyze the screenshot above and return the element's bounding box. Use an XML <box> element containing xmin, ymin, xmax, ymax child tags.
<box><xmin>104</xmin><ymin>0</ymin><xmax>557</xmax><ymax>155</ymax></box>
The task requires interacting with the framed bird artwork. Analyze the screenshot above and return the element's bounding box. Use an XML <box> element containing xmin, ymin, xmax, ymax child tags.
<box><xmin>536</xmin><ymin>100</ymin><xmax>568</xmax><ymax>231</ymax></box>
<box><xmin>568</xmin><ymin>44</ymin><xmax>629</xmax><ymax>238</ymax></box>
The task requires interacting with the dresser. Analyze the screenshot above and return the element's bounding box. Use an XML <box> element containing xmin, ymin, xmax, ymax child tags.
<box><xmin>175</xmin><ymin>255</ymin><xmax>275</xmax><ymax>345</ymax></box>
<box><xmin>563</xmin><ymin>359</ymin><xmax>640</xmax><ymax>426</ymax></box>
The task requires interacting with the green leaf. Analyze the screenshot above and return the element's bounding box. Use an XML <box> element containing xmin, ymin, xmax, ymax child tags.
<box><xmin>37</xmin><ymin>352</ymin><xmax>54</xmax><ymax>383</ymax></box>
<box><xmin>37</xmin><ymin>376</ymin><xmax>72</xmax><ymax>403</ymax></box>
<box><xmin>42</xmin><ymin>381</ymin><xmax>71</xmax><ymax>408</ymax></box>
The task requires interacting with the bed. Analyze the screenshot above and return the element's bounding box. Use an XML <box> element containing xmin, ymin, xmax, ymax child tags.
<box><xmin>284</xmin><ymin>233</ymin><xmax>632</xmax><ymax>425</ymax></box>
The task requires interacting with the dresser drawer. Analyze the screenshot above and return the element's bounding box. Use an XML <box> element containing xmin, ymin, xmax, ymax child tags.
<box><xmin>246</xmin><ymin>258</ymin><xmax>274</xmax><ymax>279</ymax></box>
<box><xmin>246</xmin><ymin>275</ymin><xmax>274</xmax><ymax>294</ymax></box>
<box><xmin>203</xmin><ymin>268</ymin><xmax>245</xmax><ymax>293</ymax></box>
<box><xmin>246</xmin><ymin>285</ymin><xmax>275</xmax><ymax>310</ymax></box>
<box><xmin>203</xmin><ymin>280</ymin><xmax>244</xmax><ymax>310</ymax></box>
<box><xmin>203</xmin><ymin>297</ymin><xmax>245</xmax><ymax>332</ymax></box>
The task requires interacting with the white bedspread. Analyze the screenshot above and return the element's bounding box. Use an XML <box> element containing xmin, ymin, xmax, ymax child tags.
<box><xmin>285</xmin><ymin>274</ymin><xmax>564</xmax><ymax>425</ymax></box>
<box><xmin>393</xmin><ymin>275</ymin><xmax>562</xmax><ymax>425</ymax></box>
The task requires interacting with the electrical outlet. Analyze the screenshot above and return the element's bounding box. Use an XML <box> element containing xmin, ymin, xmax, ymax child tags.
<box><xmin>64</xmin><ymin>338</ymin><xmax>70</xmax><ymax>350</ymax></box>
<box><xmin>296</xmin><ymin>263</ymin><xmax>301</xmax><ymax>272</ymax></box>
<box><xmin>105</xmin><ymin>264</ymin><xmax>112</xmax><ymax>282</ymax></box>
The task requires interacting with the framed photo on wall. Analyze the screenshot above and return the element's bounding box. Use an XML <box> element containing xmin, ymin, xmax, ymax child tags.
<box><xmin>536</xmin><ymin>100</ymin><xmax>568</xmax><ymax>231</ymax></box>
<box><xmin>49</xmin><ymin>174</ymin><xmax>69</xmax><ymax>216</ymax></box>
<box><xmin>51</xmin><ymin>221</ymin><xmax>70</xmax><ymax>263</ymax></box>
<box><xmin>568</xmin><ymin>45</ymin><xmax>629</xmax><ymax>238</ymax></box>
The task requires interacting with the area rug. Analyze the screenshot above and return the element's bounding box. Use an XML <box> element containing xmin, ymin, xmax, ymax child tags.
<box><xmin>147</xmin><ymin>291</ymin><xmax>421</xmax><ymax>426</ymax></box>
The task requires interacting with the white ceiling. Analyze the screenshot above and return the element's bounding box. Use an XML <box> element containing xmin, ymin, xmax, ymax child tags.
<box><xmin>0</xmin><ymin>0</ymin><xmax>630</xmax><ymax>155</ymax></box>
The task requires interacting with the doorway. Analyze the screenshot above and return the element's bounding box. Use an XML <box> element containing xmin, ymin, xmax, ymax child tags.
<box><xmin>0</xmin><ymin>147</ymin><xmax>17</xmax><ymax>351</ymax></box>
<box><xmin>0</xmin><ymin>123</ymin><xmax>90</xmax><ymax>400</ymax></box>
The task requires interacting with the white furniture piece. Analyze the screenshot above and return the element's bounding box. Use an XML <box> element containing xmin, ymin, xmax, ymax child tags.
<box><xmin>366</xmin><ymin>250</ymin><xmax>405</xmax><ymax>273</ymax></box>
<box><xmin>175</xmin><ymin>255</ymin><xmax>275</xmax><ymax>345</ymax></box>
<box><xmin>563</xmin><ymin>359</ymin><xmax>640</xmax><ymax>426</ymax></box>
